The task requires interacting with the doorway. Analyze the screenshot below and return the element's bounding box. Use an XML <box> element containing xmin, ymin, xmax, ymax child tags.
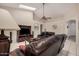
<box><xmin>67</xmin><ymin>20</ymin><xmax>76</xmax><ymax>42</ymax></box>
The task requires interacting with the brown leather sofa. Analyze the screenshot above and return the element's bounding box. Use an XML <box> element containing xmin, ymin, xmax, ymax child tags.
<box><xmin>27</xmin><ymin>34</ymin><xmax>67</xmax><ymax>56</ymax></box>
<box><xmin>15</xmin><ymin>34</ymin><xmax>67</xmax><ymax>56</ymax></box>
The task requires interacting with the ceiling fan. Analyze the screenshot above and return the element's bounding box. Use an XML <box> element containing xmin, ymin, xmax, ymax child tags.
<box><xmin>41</xmin><ymin>3</ymin><xmax>52</xmax><ymax>20</ymax></box>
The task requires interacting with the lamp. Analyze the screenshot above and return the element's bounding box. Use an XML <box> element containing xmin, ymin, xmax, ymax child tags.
<box><xmin>0</xmin><ymin>8</ymin><xmax>20</xmax><ymax>56</ymax></box>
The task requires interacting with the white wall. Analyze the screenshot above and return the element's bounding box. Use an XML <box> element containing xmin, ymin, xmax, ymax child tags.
<box><xmin>42</xmin><ymin>18</ymin><xmax>67</xmax><ymax>35</ymax></box>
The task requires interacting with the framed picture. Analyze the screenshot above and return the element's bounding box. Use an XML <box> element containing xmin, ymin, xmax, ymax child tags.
<box><xmin>52</xmin><ymin>25</ymin><xmax>57</xmax><ymax>29</ymax></box>
<box><xmin>34</xmin><ymin>25</ymin><xmax>39</xmax><ymax>30</ymax></box>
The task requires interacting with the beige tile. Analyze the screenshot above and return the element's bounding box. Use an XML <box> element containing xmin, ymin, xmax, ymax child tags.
<box><xmin>63</xmin><ymin>40</ymin><xmax>71</xmax><ymax>51</ymax></box>
<box><xmin>58</xmin><ymin>37</ymin><xmax>76</xmax><ymax>56</ymax></box>
<box><xmin>68</xmin><ymin>53</ymin><xmax>76</xmax><ymax>56</ymax></box>
<box><xmin>76</xmin><ymin>46</ymin><xmax>79</xmax><ymax>56</ymax></box>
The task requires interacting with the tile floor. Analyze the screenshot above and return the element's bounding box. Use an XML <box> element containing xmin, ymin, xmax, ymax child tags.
<box><xmin>57</xmin><ymin>36</ymin><xmax>76</xmax><ymax>56</ymax></box>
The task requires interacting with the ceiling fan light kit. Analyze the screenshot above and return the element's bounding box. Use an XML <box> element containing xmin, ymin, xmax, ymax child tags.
<box><xmin>41</xmin><ymin>3</ymin><xmax>52</xmax><ymax>20</ymax></box>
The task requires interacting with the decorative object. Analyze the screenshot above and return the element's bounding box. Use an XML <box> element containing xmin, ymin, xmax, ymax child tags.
<box><xmin>34</xmin><ymin>23</ymin><xmax>39</xmax><ymax>30</ymax></box>
<box><xmin>0</xmin><ymin>8</ymin><xmax>20</xmax><ymax>56</ymax></box>
<box><xmin>52</xmin><ymin>25</ymin><xmax>57</xmax><ymax>29</ymax></box>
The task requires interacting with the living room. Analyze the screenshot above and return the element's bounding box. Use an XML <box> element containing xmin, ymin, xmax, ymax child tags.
<box><xmin>0</xmin><ymin>3</ymin><xmax>79</xmax><ymax>56</ymax></box>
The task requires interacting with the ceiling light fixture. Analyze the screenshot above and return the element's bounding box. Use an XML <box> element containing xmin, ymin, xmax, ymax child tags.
<box><xmin>19</xmin><ymin>4</ymin><xmax>36</xmax><ymax>11</ymax></box>
<box><xmin>41</xmin><ymin>3</ymin><xmax>52</xmax><ymax>20</ymax></box>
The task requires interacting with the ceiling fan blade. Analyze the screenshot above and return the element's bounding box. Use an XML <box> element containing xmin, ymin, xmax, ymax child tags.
<box><xmin>41</xmin><ymin>16</ymin><xmax>46</xmax><ymax>20</ymax></box>
<box><xmin>41</xmin><ymin>16</ymin><xmax>52</xmax><ymax>20</ymax></box>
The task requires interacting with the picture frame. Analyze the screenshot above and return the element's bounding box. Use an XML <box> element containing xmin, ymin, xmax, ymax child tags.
<box><xmin>52</xmin><ymin>25</ymin><xmax>57</xmax><ymax>29</ymax></box>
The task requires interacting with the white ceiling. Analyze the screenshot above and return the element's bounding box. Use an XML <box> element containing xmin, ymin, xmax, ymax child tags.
<box><xmin>0</xmin><ymin>3</ymin><xmax>78</xmax><ymax>20</ymax></box>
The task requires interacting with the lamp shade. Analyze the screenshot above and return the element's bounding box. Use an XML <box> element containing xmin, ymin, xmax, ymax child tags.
<box><xmin>0</xmin><ymin>8</ymin><xmax>20</xmax><ymax>30</ymax></box>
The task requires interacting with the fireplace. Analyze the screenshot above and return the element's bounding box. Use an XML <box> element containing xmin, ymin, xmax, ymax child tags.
<box><xmin>19</xmin><ymin>25</ymin><xmax>31</xmax><ymax>35</ymax></box>
<box><xmin>17</xmin><ymin>25</ymin><xmax>32</xmax><ymax>42</ymax></box>
<box><xmin>20</xmin><ymin>27</ymin><xmax>30</xmax><ymax>35</ymax></box>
